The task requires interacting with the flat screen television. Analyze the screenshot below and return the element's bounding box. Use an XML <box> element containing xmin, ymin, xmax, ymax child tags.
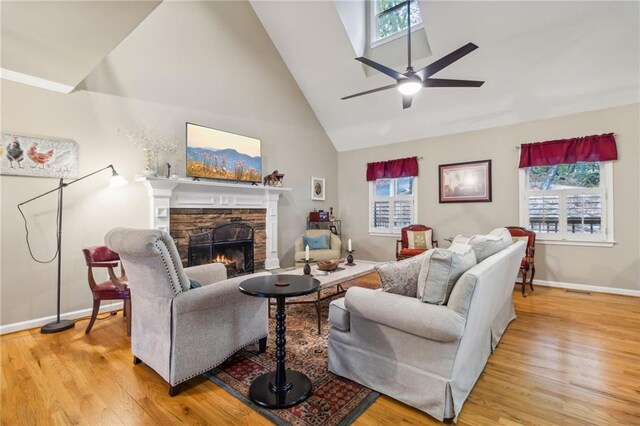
<box><xmin>186</xmin><ymin>122</ymin><xmax>262</xmax><ymax>183</ymax></box>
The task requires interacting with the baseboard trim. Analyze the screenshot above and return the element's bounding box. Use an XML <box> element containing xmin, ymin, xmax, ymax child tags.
<box><xmin>0</xmin><ymin>301</ymin><xmax>124</xmax><ymax>335</ymax></box>
<box><xmin>531</xmin><ymin>279</ymin><xmax>640</xmax><ymax>297</ymax></box>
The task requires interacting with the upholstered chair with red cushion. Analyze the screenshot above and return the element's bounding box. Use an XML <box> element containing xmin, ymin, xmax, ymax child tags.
<box><xmin>82</xmin><ymin>246</ymin><xmax>131</xmax><ymax>335</ymax></box>
<box><xmin>396</xmin><ymin>224</ymin><xmax>438</xmax><ymax>260</ymax></box>
<box><xmin>506</xmin><ymin>226</ymin><xmax>536</xmax><ymax>297</ymax></box>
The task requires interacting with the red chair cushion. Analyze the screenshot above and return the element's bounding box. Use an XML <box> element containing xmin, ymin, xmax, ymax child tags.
<box><xmin>93</xmin><ymin>280</ymin><xmax>130</xmax><ymax>300</ymax></box>
<box><xmin>399</xmin><ymin>248</ymin><xmax>426</xmax><ymax>257</ymax></box>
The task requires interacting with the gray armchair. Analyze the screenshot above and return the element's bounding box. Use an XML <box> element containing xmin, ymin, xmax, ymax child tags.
<box><xmin>105</xmin><ymin>227</ymin><xmax>269</xmax><ymax>396</ymax></box>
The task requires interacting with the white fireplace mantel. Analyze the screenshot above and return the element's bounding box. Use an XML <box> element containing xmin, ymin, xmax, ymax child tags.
<box><xmin>141</xmin><ymin>177</ymin><xmax>291</xmax><ymax>270</ymax></box>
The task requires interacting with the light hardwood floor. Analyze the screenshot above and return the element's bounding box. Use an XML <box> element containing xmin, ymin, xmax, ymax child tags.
<box><xmin>2</xmin><ymin>284</ymin><xmax>639</xmax><ymax>425</ymax></box>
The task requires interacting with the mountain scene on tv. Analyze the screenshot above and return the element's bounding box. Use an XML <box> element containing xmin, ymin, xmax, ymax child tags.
<box><xmin>187</xmin><ymin>147</ymin><xmax>261</xmax><ymax>182</ymax></box>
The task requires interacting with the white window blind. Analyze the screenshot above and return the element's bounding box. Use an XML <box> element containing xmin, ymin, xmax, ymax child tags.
<box><xmin>520</xmin><ymin>162</ymin><xmax>612</xmax><ymax>243</ymax></box>
<box><xmin>369</xmin><ymin>177</ymin><xmax>417</xmax><ymax>235</ymax></box>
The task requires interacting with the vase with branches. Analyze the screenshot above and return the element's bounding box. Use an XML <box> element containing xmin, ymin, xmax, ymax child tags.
<box><xmin>119</xmin><ymin>128</ymin><xmax>178</xmax><ymax>177</ymax></box>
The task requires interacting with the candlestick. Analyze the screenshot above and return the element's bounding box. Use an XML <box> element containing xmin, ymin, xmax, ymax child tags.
<box><xmin>303</xmin><ymin>259</ymin><xmax>312</xmax><ymax>275</ymax></box>
<box><xmin>346</xmin><ymin>249</ymin><xmax>355</xmax><ymax>266</ymax></box>
<box><xmin>305</xmin><ymin>245</ymin><xmax>310</xmax><ymax>261</ymax></box>
<box><xmin>348</xmin><ymin>238</ymin><xmax>352</xmax><ymax>251</ymax></box>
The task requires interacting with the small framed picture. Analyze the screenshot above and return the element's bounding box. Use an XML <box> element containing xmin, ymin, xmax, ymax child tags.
<box><xmin>329</xmin><ymin>225</ymin><xmax>338</xmax><ymax>235</ymax></box>
<box><xmin>439</xmin><ymin>160</ymin><xmax>492</xmax><ymax>203</ymax></box>
<box><xmin>311</xmin><ymin>176</ymin><xmax>325</xmax><ymax>201</ymax></box>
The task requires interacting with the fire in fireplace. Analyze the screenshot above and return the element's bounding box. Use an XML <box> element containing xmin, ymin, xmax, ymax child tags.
<box><xmin>187</xmin><ymin>223</ymin><xmax>255</xmax><ymax>277</ymax></box>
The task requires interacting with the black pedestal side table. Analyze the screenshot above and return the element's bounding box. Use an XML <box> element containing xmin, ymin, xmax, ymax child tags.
<box><xmin>239</xmin><ymin>274</ymin><xmax>320</xmax><ymax>408</ymax></box>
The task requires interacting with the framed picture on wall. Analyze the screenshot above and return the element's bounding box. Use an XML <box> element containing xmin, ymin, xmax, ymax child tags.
<box><xmin>311</xmin><ymin>176</ymin><xmax>325</xmax><ymax>201</ymax></box>
<box><xmin>1</xmin><ymin>133</ymin><xmax>79</xmax><ymax>179</ymax></box>
<box><xmin>438</xmin><ymin>160</ymin><xmax>492</xmax><ymax>203</ymax></box>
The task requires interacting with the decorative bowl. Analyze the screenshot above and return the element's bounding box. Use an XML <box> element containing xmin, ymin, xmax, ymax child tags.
<box><xmin>316</xmin><ymin>259</ymin><xmax>342</xmax><ymax>272</ymax></box>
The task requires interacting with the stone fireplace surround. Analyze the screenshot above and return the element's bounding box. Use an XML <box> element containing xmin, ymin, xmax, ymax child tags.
<box><xmin>142</xmin><ymin>177</ymin><xmax>290</xmax><ymax>270</ymax></box>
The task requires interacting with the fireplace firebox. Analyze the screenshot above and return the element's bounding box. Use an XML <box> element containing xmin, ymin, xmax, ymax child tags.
<box><xmin>188</xmin><ymin>223</ymin><xmax>254</xmax><ymax>277</ymax></box>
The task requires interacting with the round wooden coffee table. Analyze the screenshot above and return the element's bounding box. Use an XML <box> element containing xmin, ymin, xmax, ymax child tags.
<box><xmin>239</xmin><ymin>274</ymin><xmax>320</xmax><ymax>408</ymax></box>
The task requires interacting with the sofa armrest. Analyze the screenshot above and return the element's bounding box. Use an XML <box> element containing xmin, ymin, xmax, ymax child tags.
<box><xmin>184</xmin><ymin>262</ymin><xmax>228</xmax><ymax>285</ymax></box>
<box><xmin>294</xmin><ymin>236</ymin><xmax>304</xmax><ymax>253</ymax></box>
<box><xmin>344</xmin><ymin>287</ymin><xmax>465</xmax><ymax>342</ymax></box>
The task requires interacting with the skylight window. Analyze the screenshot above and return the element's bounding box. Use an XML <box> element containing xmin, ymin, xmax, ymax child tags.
<box><xmin>371</xmin><ymin>0</ymin><xmax>422</xmax><ymax>44</ymax></box>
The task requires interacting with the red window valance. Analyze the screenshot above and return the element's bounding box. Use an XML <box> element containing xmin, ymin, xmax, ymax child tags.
<box><xmin>518</xmin><ymin>133</ymin><xmax>617</xmax><ymax>168</ymax></box>
<box><xmin>366</xmin><ymin>156</ymin><xmax>419</xmax><ymax>181</ymax></box>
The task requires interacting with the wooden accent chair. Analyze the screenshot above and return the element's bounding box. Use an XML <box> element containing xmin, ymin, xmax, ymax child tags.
<box><xmin>506</xmin><ymin>226</ymin><xmax>536</xmax><ymax>297</ymax></box>
<box><xmin>82</xmin><ymin>246</ymin><xmax>131</xmax><ymax>335</ymax></box>
<box><xmin>396</xmin><ymin>225</ymin><xmax>438</xmax><ymax>260</ymax></box>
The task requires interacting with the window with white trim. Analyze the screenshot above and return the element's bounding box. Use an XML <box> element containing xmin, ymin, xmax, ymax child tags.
<box><xmin>519</xmin><ymin>161</ymin><xmax>614</xmax><ymax>243</ymax></box>
<box><xmin>369</xmin><ymin>177</ymin><xmax>417</xmax><ymax>235</ymax></box>
<box><xmin>371</xmin><ymin>0</ymin><xmax>422</xmax><ymax>44</ymax></box>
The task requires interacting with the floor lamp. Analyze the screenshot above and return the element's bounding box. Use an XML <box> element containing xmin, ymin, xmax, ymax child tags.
<box><xmin>18</xmin><ymin>164</ymin><xmax>128</xmax><ymax>334</ymax></box>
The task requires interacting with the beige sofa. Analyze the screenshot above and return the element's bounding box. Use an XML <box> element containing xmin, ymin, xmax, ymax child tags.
<box><xmin>105</xmin><ymin>227</ymin><xmax>269</xmax><ymax>396</ymax></box>
<box><xmin>294</xmin><ymin>229</ymin><xmax>342</xmax><ymax>265</ymax></box>
<box><xmin>327</xmin><ymin>240</ymin><xmax>526</xmax><ymax>421</ymax></box>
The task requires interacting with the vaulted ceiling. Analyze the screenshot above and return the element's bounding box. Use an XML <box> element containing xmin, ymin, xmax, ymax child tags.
<box><xmin>1</xmin><ymin>0</ymin><xmax>160</xmax><ymax>89</ymax></box>
<box><xmin>1</xmin><ymin>1</ymin><xmax>638</xmax><ymax>152</ymax></box>
<box><xmin>251</xmin><ymin>1</ymin><xmax>640</xmax><ymax>151</ymax></box>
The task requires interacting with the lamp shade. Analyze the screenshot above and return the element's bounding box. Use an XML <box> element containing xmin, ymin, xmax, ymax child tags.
<box><xmin>110</xmin><ymin>173</ymin><xmax>128</xmax><ymax>188</ymax></box>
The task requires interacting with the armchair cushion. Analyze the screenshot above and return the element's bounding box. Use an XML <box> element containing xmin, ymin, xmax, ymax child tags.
<box><xmin>344</xmin><ymin>287</ymin><xmax>465</xmax><ymax>342</ymax></box>
<box><xmin>375</xmin><ymin>251</ymin><xmax>429</xmax><ymax>297</ymax></box>
<box><xmin>416</xmin><ymin>244</ymin><xmax>477</xmax><ymax>305</ymax></box>
<box><xmin>399</xmin><ymin>248</ymin><xmax>426</xmax><ymax>257</ymax></box>
<box><xmin>406</xmin><ymin>229</ymin><xmax>434</xmax><ymax>250</ymax></box>
<box><xmin>303</xmin><ymin>234</ymin><xmax>330</xmax><ymax>250</ymax></box>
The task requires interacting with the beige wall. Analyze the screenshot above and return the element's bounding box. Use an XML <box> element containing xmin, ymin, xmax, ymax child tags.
<box><xmin>338</xmin><ymin>104</ymin><xmax>640</xmax><ymax>291</ymax></box>
<box><xmin>0</xmin><ymin>1</ymin><xmax>338</xmax><ymax>326</ymax></box>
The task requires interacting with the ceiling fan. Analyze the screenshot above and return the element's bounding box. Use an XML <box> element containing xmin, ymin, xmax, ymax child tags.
<box><xmin>341</xmin><ymin>0</ymin><xmax>484</xmax><ymax>109</ymax></box>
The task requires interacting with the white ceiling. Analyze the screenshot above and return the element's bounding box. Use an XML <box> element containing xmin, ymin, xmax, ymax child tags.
<box><xmin>251</xmin><ymin>1</ymin><xmax>640</xmax><ymax>152</ymax></box>
<box><xmin>1</xmin><ymin>0</ymin><xmax>161</xmax><ymax>88</ymax></box>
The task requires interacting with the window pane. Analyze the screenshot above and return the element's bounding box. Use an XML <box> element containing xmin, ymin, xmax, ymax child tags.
<box><xmin>528</xmin><ymin>196</ymin><xmax>559</xmax><ymax>233</ymax></box>
<box><xmin>374</xmin><ymin>179</ymin><xmax>392</xmax><ymax>196</ymax></box>
<box><xmin>376</xmin><ymin>0</ymin><xmax>421</xmax><ymax>39</ymax></box>
<box><xmin>373</xmin><ymin>201</ymin><xmax>390</xmax><ymax>228</ymax></box>
<box><xmin>395</xmin><ymin>177</ymin><xmax>413</xmax><ymax>195</ymax></box>
<box><xmin>393</xmin><ymin>200</ymin><xmax>412</xmax><ymax>228</ymax></box>
<box><xmin>566</xmin><ymin>194</ymin><xmax>602</xmax><ymax>234</ymax></box>
<box><xmin>527</xmin><ymin>162</ymin><xmax>601</xmax><ymax>190</ymax></box>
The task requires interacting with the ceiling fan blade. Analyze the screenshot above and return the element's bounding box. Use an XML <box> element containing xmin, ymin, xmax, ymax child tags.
<box><xmin>402</xmin><ymin>95</ymin><xmax>413</xmax><ymax>109</ymax></box>
<box><xmin>416</xmin><ymin>43</ymin><xmax>479</xmax><ymax>80</ymax></box>
<box><xmin>341</xmin><ymin>83</ymin><xmax>398</xmax><ymax>100</ymax></box>
<box><xmin>355</xmin><ymin>57</ymin><xmax>405</xmax><ymax>80</ymax></box>
<box><xmin>424</xmin><ymin>78</ymin><xmax>484</xmax><ymax>88</ymax></box>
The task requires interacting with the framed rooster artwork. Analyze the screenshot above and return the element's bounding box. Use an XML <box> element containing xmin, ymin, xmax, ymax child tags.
<box><xmin>1</xmin><ymin>133</ymin><xmax>78</xmax><ymax>179</ymax></box>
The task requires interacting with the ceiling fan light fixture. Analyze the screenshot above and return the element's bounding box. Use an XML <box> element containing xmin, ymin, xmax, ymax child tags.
<box><xmin>397</xmin><ymin>79</ymin><xmax>422</xmax><ymax>96</ymax></box>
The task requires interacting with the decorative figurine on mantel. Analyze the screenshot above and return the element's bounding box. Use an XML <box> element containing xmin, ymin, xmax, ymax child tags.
<box><xmin>329</xmin><ymin>207</ymin><xmax>335</xmax><ymax>221</ymax></box>
<box><xmin>263</xmin><ymin>170</ymin><xmax>285</xmax><ymax>187</ymax></box>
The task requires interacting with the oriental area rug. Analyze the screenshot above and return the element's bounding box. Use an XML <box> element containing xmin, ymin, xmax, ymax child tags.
<box><xmin>205</xmin><ymin>278</ymin><xmax>381</xmax><ymax>426</ymax></box>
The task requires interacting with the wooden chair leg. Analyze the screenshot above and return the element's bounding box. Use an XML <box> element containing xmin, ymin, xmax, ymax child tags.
<box><xmin>85</xmin><ymin>299</ymin><xmax>101</xmax><ymax>334</ymax></box>
<box><xmin>124</xmin><ymin>298</ymin><xmax>132</xmax><ymax>336</ymax></box>
<box><xmin>529</xmin><ymin>265</ymin><xmax>536</xmax><ymax>291</ymax></box>
<box><xmin>258</xmin><ymin>336</ymin><xmax>267</xmax><ymax>353</ymax></box>
<box><xmin>521</xmin><ymin>269</ymin><xmax>528</xmax><ymax>297</ymax></box>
